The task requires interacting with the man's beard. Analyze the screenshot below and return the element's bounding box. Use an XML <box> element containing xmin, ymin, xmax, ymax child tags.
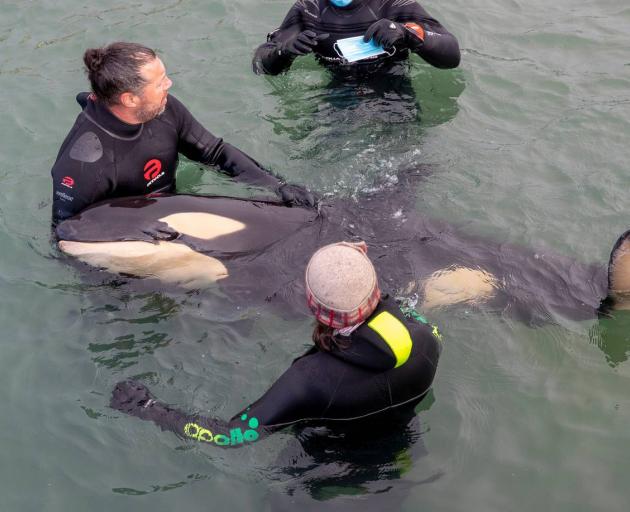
<box><xmin>136</xmin><ymin>100</ymin><xmax>166</xmax><ymax>123</ymax></box>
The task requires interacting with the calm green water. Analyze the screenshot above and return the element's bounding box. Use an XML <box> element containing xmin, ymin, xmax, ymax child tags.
<box><xmin>1</xmin><ymin>0</ymin><xmax>630</xmax><ymax>510</ymax></box>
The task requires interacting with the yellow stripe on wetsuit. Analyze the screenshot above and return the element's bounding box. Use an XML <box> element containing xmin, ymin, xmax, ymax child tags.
<box><xmin>367</xmin><ymin>311</ymin><xmax>413</xmax><ymax>368</ymax></box>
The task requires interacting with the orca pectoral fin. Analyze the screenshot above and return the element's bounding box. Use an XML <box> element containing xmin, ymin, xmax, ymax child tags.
<box><xmin>141</xmin><ymin>222</ymin><xmax>180</xmax><ymax>242</ymax></box>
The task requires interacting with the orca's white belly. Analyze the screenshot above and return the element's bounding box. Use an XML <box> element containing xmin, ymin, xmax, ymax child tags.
<box><xmin>59</xmin><ymin>239</ymin><xmax>228</xmax><ymax>288</ymax></box>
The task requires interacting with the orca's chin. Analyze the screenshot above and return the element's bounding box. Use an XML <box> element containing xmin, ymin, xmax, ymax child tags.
<box><xmin>58</xmin><ymin>239</ymin><xmax>228</xmax><ymax>288</ymax></box>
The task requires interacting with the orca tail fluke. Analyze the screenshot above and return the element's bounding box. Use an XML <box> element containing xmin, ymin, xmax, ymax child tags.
<box><xmin>601</xmin><ymin>229</ymin><xmax>630</xmax><ymax>313</ymax></box>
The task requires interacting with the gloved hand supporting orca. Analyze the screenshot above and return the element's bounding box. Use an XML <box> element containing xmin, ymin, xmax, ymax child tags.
<box><xmin>277</xmin><ymin>182</ymin><xmax>318</xmax><ymax>208</ymax></box>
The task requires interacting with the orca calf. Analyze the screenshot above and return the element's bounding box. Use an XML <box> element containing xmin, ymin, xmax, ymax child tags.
<box><xmin>55</xmin><ymin>183</ymin><xmax>630</xmax><ymax>327</ymax></box>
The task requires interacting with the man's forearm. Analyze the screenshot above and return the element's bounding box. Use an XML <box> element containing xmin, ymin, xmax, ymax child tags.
<box><xmin>214</xmin><ymin>142</ymin><xmax>283</xmax><ymax>191</ymax></box>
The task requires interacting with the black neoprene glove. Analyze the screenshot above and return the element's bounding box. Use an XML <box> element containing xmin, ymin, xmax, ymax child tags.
<box><xmin>363</xmin><ymin>19</ymin><xmax>424</xmax><ymax>51</ymax></box>
<box><xmin>279</xmin><ymin>30</ymin><xmax>329</xmax><ymax>57</ymax></box>
<box><xmin>277</xmin><ymin>182</ymin><xmax>318</xmax><ymax>208</ymax></box>
<box><xmin>111</xmin><ymin>380</ymin><xmax>156</xmax><ymax>416</ymax></box>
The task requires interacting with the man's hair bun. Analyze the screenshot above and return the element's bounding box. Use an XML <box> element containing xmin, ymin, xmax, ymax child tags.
<box><xmin>83</xmin><ymin>48</ymin><xmax>105</xmax><ymax>73</ymax></box>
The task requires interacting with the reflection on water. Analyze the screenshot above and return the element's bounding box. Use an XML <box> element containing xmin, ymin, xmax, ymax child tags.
<box><xmin>82</xmin><ymin>292</ymin><xmax>181</xmax><ymax>370</ymax></box>
<box><xmin>78</xmin><ymin>281</ymin><xmax>261</xmax><ymax>374</ymax></box>
<box><xmin>89</xmin><ymin>331</ymin><xmax>172</xmax><ymax>370</ymax></box>
<box><xmin>96</xmin><ymin>293</ymin><xmax>183</xmax><ymax>325</ymax></box>
<box><xmin>590</xmin><ymin>310</ymin><xmax>630</xmax><ymax>367</ymax></box>
<box><xmin>112</xmin><ymin>473</ymin><xmax>210</xmax><ymax>496</ymax></box>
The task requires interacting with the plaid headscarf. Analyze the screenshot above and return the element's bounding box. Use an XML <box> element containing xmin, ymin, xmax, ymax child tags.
<box><xmin>305</xmin><ymin>241</ymin><xmax>381</xmax><ymax>329</ymax></box>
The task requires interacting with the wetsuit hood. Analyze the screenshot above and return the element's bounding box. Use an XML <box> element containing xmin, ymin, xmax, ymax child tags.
<box><xmin>329</xmin><ymin>296</ymin><xmax>406</xmax><ymax>371</ymax></box>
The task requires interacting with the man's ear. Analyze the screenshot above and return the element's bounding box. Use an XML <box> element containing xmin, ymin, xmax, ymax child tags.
<box><xmin>119</xmin><ymin>91</ymin><xmax>139</xmax><ymax>108</ymax></box>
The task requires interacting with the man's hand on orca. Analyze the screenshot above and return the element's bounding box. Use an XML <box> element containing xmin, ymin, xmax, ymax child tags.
<box><xmin>364</xmin><ymin>19</ymin><xmax>423</xmax><ymax>50</ymax></box>
<box><xmin>277</xmin><ymin>183</ymin><xmax>318</xmax><ymax>208</ymax></box>
<box><xmin>279</xmin><ymin>31</ymin><xmax>330</xmax><ymax>57</ymax></box>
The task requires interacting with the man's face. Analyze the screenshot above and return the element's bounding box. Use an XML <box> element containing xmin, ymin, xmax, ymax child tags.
<box><xmin>135</xmin><ymin>57</ymin><xmax>172</xmax><ymax>123</ymax></box>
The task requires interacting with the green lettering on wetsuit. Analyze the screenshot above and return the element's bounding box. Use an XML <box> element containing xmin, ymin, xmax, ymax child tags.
<box><xmin>183</xmin><ymin>414</ymin><xmax>260</xmax><ymax>446</ymax></box>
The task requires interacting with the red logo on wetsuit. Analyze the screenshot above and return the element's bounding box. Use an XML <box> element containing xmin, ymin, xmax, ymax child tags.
<box><xmin>61</xmin><ymin>176</ymin><xmax>75</xmax><ymax>188</ymax></box>
<box><xmin>143</xmin><ymin>159</ymin><xmax>165</xmax><ymax>187</ymax></box>
<box><xmin>144</xmin><ymin>159</ymin><xmax>162</xmax><ymax>180</ymax></box>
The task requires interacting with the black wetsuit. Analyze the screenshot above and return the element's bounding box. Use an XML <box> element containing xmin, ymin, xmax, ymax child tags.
<box><xmin>50</xmin><ymin>94</ymin><xmax>282</xmax><ymax>224</ymax></box>
<box><xmin>111</xmin><ymin>296</ymin><xmax>442</xmax><ymax>447</ymax></box>
<box><xmin>253</xmin><ymin>0</ymin><xmax>460</xmax><ymax>76</ymax></box>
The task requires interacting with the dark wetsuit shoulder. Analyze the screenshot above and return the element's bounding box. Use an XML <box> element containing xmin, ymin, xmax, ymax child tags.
<box><xmin>51</xmin><ymin>96</ymin><xmax>186</xmax><ymax>223</ymax></box>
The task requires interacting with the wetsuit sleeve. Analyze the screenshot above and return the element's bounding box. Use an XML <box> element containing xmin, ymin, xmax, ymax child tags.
<box><xmin>111</xmin><ymin>360</ymin><xmax>320</xmax><ymax>447</ymax></box>
<box><xmin>252</xmin><ymin>4</ymin><xmax>304</xmax><ymax>75</ymax></box>
<box><xmin>51</xmin><ymin>118</ymin><xmax>113</xmax><ymax>224</ymax></box>
<box><xmin>109</xmin><ymin>380</ymin><xmax>265</xmax><ymax>448</ymax></box>
<box><xmin>168</xmin><ymin>96</ymin><xmax>283</xmax><ymax>191</ymax></box>
<box><xmin>389</xmin><ymin>1</ymin><xmax>460</xmax><ymax>69</ymax></box>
